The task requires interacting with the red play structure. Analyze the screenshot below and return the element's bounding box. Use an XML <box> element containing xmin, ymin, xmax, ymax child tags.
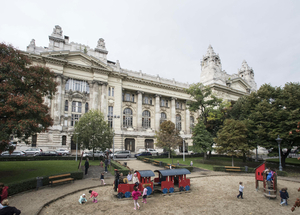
<box><xmin>255</xmin><ymin>162</ymin><xmax>277</xmax><ymax>199</ymax></box>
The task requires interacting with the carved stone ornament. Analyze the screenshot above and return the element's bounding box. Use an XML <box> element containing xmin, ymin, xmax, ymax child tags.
<box><xmin>108</xmin><ymin>99</ymin><xmax>114</xmax><ymax>106</ymax></box>
<box><xmin>52</xmin><ymin>25</ymin><xmax>63</xmax><ymax>37</ymax></box>
<box><xmin>29</xmin><ymin>39</ymin><xmax>35</xmax><ymax>47</ymax></box>
<box><xmin>97</xmin><ymin>38</ymin><xmax>106</xmax><ymax>49</ymax></box>
<box><xmin>161</xmin><ymin>107</ymin><xmax>166</xmax><ymax>112</ymax></box>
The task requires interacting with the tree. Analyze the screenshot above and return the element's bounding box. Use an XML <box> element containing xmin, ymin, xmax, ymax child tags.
<box><xmin>74</xmin><ymin>110</ymin><xmax>113</xmax><ymax>160</ymax></box>
<box><xmin>186</xmin><ymin>83</ymin><xmax>223</xmax><ymax>158</ymax></box>
<box><xmin>0</xmin><ymin>43</ymin><xmax>57</xmax><ymax>152</ymax></box>
<box><xmin>155</xmin><ymin>120</ymin><xmax>182</xmax><ymax>159</ymax></box>
<box><xmin>214</xmin><ymin>119</ymin><xmax>254</xmax><ymax>166</ymax></box>
<box><xmin>191</xmin><ymin>119</ymin><xmax>213</xmax><ymax>159</ymax></box>
<box><xmin>231</xmin><ymin>83</ymin><xmax>300</xmax><ymax>168</ymax></box>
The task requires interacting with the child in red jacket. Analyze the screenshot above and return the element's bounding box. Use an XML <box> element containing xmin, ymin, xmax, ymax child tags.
<box><xmin>132</xmin><ymin>186</ymin><xmax>141</xmax><ymax>210</ymax></box>
<box><xmin>89</xmin><ymin>190</ymin><xmax>98</xmax><ymax>203</ymax></box>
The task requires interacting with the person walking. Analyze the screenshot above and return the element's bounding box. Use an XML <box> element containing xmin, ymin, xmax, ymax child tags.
<box><xmin>85</xmin><ymin>158</ymin><xmax>89</xmax><ymax>175</ymax></box>
<box><xmin>114</xmin><ymin>169</ymin><xmax>120</xmax><ymax>192</ymax></box>
<box><xmin>237</xmin><ymin>182</ymin><xmax>244</xmax><ymax>199</ymax></box>
<box><xmin>132</xmin><ymin>186</ymin><xmax>141</xmax><ymax>210</ymax></box>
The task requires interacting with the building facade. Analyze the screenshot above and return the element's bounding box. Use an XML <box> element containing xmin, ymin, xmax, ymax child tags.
<box><xmin>16</xmin><ymin>25</ymin><xmax>256</xmax><ymax>153</ymax></box>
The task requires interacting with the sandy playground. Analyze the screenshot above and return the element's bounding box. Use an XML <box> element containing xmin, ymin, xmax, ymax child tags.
<box><xmin>40</xmin><ymin>175</ymin><xmax>300</xmax><ymax>215</ymax></box>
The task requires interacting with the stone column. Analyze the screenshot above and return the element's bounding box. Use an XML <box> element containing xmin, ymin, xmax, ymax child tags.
<box><xmin>60</xmin><ymin>77</ymin><xmax>67</xmax><ymax>125</ymax></box>
<box><xmin>101</xmin><ymin>83</ymin><xmax>107</xmax><ymax>118</ymax></box>
<box><xmin>185</xmin><ymin>106</ymin><xmax>190</xmax><ymax>134</ymax></box>
<box><xmin>92</xmin><ymin>81</ymin><xmax>99</xmax><ymax>110</ymax></box>
<box><xmin>54</xmin><ymin>75</ymin><xmax>62</xmax><ymax>125</ymax></box>
<box><xmin>137</xmin><ymin>91</ymin><xmax>143</xmax><ymax>130</ymax></box>
<box><xmin>155</xmin><ymin>94</ymin><xmax>160</xmax><ymax>131</ymax></box>
<box><xmin>171</xmin><ymin>97</ymin><xmax>176</xmax><ymax>124</ymax></box>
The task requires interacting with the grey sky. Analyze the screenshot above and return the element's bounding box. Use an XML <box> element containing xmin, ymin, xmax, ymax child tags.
<box><xmin>1</xmin><ymin>0</ymin><xmax>299</xmax><ymax>88</ymax></box>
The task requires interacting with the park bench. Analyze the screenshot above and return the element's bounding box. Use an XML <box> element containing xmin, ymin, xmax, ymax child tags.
<box><xmin>152</xmin><ymin>160</ymin><xmax>160</xmax><ymax>166</ymax></box>
<box><xmin>165</xmin><ymin>164</ymin><xmax>177</xmax><ymax>169</ymax></box>
<box><xmin>143</xmin><ymin>158</ymin><xmax>151</xmax><ymax>163</ymax></box>
<box><xmin>225</xmin><ymin>166</ymin><xmax>241</xmax><ymax>172</ymax></box>
<box><xmin>49</xmin><ymin>173</ymin><xmax>74</xmax><ymax>186</ymax></box>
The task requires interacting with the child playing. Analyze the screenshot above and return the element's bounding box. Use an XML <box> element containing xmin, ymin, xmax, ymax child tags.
<box><xmin>237</xmin><ymin>182</ymin><xmax>244</xmax><ymax>199</ymax></box>
<box><xmin>132</xmin><ymin>186</ymin><xmax>141</xmax><ymax>210</ymax></box>
<box><xmin>280</xmin><ymin>188</ymin><xmax>288</xmax><ymax>206</ymax></box>
<box><xmin>78</xmin><ymin>194</ymin><xmax>87</xmax><ymax>204</ymax></box>
<box><xmin>142</xmin><ymin>184</ymin><xmax>148</xmax><ymax>204</ymax></box>
<box><xmin>99</xmin><ymin>160</ymin><xmax>103</xmax><ymax>168</ymax></box>
<box><xmin>89</xmin><ymin>190</ymin><xmax>98</xmax><ymax>203</ymax></box>
<box><xmin>190</xmin><ymin>161</ymin><xmax>193</xmax><ymax>166</ymax></box>
<box><xmin>133</xmin><ymin>173</ymin><xmax>140</xmax><ymax>186</ymax></box>
<box><xmin>100</xmin><ymin>172</ymin><xmax>106</xmax><ymax>185</ymax></box>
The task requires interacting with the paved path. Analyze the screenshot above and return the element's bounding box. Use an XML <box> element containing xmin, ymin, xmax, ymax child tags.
<box><xmin>6</xmin><ymin>160</ymin><xmax>300</xmax><ymax>215</ymax></box>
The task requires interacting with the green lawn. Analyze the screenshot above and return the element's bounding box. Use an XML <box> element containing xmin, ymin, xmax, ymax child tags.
<box><xmin>155</xmin><ymin>157</ymin><xmax>218</xmax><ymax>171</ymax></box>
<box><xmin>266</xmin><ymin>158</ymin><xmax>300</xmax><ymax>165</ymax></box>
<box><xmin>0</xmin><ymin>160</ymin><xmax>81</xmax><ymax>184</ymax></box>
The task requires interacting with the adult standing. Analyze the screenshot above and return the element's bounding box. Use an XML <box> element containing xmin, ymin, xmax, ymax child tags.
<box><xmin>0</xmin><ymin>199</ymin><xmax>21</xmax><ymax>215</ymax></box>
<box><xmin>85</xmin><ymin>158</ymin><xmax>89</xmax><ymax>175</ymax></box>
<box><xmin>104</xmin><ymin>158</ymin><xmax>108</xmax><ymax>173</ymax></box>
<box><xmin>114</xmin><ymin>169</ymin><xmax>120</xmax><ymax>192</ymax></box>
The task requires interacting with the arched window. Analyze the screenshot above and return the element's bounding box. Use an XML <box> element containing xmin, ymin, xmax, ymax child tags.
<box><xmin>160</xmin><ymin>112</ymin><xmax>167</xmax><ymax>124</ymax></box>
<box><xmin>123</xmin><ymin>108</ymin><xmax>133</xmax><ymax>127</ymax></box>
<box><xmin>62</xmin><ymin>135</ymin><xmax>67</xmax><ymax>145</ymax></box>
<box><xmin>176</xmin><ymin>114</ymin><xmax>181</xmax><ymax>131</ymax></box>
<box><xmin>190</xmin><ymin>116</ymin><xmax>194</xmax><ymax>133</ymax></box>
<box><xmin>142</xmin><ymin>110</ymin><xmax>151</xmax><ymax>128</ymax></box>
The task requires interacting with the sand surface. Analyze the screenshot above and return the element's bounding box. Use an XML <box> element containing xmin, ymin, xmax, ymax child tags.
<box><xmin>40</xmin><ymin>175</ymin><xmax>299</xmax><ymax>215</ymax></box>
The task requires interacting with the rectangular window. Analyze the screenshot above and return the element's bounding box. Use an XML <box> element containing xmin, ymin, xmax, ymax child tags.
<box><xmin>72</xmin><ymin>101</ymin><xmax>76</xmax><ymax>112</ymax></box>
<box><xmin>108</xmin><ymin>87</ymin><xmax>114</xmax><ymax>97</ymax></box>
<box><xmin>62</xmin><ymin>136</ymin><xmax>67</xmax><ymax>145</ymax></box>
<box><xmin>108</xmin><ymin>87</ymin><xmax>111</xmax><ymax>96</ymax></box>
<box><xmin>131</xmin><ymin>94</ymin><xmax>134</xmax><ymax>102</ymax></box>
<box><xmin>85</xmin><ymin>103</ymin><xmax>89</xmax><ymax>113</ymax></box>
<box><xmin>78</xmin><ymin>102</ymin><xmax>82</xmax><ymax>113</ymax></box>
<box><xmin>71</xmin><ymin>114</ymin><xmax>81</xmax><ymax>126</ymax></box>
<box><xmin>108</xmin><ymin>106</ymin><xmax>113</xmax><ymax>128</ymax></box>
<box><xmin>65</xmin><ymin>100</ymin><xmax>68</xmax><ymax>111</ymax></box>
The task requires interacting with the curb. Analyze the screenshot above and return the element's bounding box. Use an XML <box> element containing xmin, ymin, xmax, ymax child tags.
<box><xmin>35</xmin><ymin>183</ymin><xmax>113</xmax><ymax>215</ymax></box>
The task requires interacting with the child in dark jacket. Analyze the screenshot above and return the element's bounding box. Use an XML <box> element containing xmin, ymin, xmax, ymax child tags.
<box><xmin>280</xmin><ymin>188</ymin><xmax>288</xmax><ymax>206</ymax></box>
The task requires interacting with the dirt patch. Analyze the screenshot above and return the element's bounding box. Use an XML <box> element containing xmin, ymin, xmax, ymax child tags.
<box><xmin>39</xmin><ymin>176</ymin><xmax>299</xmax><ymax>215</ymax></box>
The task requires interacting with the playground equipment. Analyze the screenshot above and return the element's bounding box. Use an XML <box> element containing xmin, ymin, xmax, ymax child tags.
<box><xmin>255</xmin><ymin>162</ymin><xmax>277</xmax><ymax>199</ymax></box>
<box><xmin>116</xmin><ymin>168</ymin><xmax>191</xmax><ymax>198</ymax></box>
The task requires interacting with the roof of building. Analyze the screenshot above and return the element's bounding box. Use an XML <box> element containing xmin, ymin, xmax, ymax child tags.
<box><xmin>154</xmin><ymin>169</ymin><xmax>191</xmax><ymax>176</ymax></box>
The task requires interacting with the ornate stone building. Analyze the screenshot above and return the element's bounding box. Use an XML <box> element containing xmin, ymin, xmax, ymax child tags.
<box><xmin>17</xmin><ymin>25</ymin><xmax>256</xmax><ymax>153</ymax></box>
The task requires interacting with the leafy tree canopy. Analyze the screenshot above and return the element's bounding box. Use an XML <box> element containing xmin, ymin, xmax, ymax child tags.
<box><xmin>0</xmin><ymin>43</ymin><xmax>57</xmax><ymax>152</ymax></box>
<box><xmin>155</xmin><ymin>120</ymin><xmax>182</xmax><ymax>158</ymax></box>
<box><xmin>74</xmin><ymin>110</ymin><xmax>113</xmax><ymax>159</ymax></box>
<box><xmin>214</xmin><ymin>119</ymin><xmax>253</xmax><ymax>166</ymax></box>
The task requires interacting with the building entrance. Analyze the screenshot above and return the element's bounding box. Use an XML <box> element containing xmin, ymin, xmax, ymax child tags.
<box><xmin>145</xmin><ymin>139</ymin><xmax>154</xmax><ymax>149</ymax></box>
<box><xmin>125</xmin><ymin>138</ymin><xmax>135</xmax><ymax>152</ymax></box>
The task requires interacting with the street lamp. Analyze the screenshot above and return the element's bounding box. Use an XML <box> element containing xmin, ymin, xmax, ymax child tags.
<box><xmin>276</xmin><ymin>135</ymin><xmax>283</xmax><ymax>171</ymax></box>
<box><xmin>183</xmin><ymin>138</ymin><xmax>185</xmax><ymax>162</ymax></box>
<box><xmin>108</xmin><ymin>114</ymin><xmax>120</xmax><ymax>160</ymax></box>
<box><xmin>74</xmin><ymin>132</ymin><xmax>78</xmax><ymax>161</ymax></box>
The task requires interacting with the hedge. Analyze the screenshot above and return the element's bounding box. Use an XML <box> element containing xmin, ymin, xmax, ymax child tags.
<box><xmin>0</xmin><ymin>156</ymin><xmax>77</xmax><ymax>161</ymax></box>
<box><xmin>110</xmin><ymin>160</ymin><xmax>131</xmax><ymax>176</ymax></box>
<box><xmin>6</xmin><ymin>171</ymin><xmax>83</xmax><ymax>196</ymax></box>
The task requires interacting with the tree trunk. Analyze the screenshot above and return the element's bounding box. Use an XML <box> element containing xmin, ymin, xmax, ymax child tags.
<box><xmin>207</xmin><ymin>150</ymin><xmax>212</xmax><ymax>160</ymax></box>
<box><xmin>232</xmin><ymin>156</ymin><xmax>234</xmax><ymax>167</ymax></box>
<box><xmin>242</xmin><ymin>152</ymin><xmax>246</xmax><ymax>163</ymax></box>
<box><xmin>168</xmin><ymin>147</ymin><xmax>171</xmax><ymax>159</ymax></box>
<box><xmin>204</xmin><ymin>151</ymin><xmax>207</xmax><ymax>160</ymax></box>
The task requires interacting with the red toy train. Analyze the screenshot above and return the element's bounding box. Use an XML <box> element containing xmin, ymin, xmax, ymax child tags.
<box><xmin>116</xmin><ymin>168</ymin><xmax>191</xmax><ymax>198</ymax></box>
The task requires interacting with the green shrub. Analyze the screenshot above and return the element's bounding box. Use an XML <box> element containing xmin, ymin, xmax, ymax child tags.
<box><xmin>277</xmin><ymin>170</ymin><xmax>288</xmax><ymax>177</ymax></box>
<box><xmin>6</xmin><ymin>171</ymin><xmax>83</xmax><ymax>196</ymax></box>
<box><xmin>111</xmin><ymin>161</ymin><xmax>130</xmax><ymax>176</ymax></box>
<box><xmin>213</xmin><ymin>166</ymin><xmax>226</xmax><ymax>171</ymax></box>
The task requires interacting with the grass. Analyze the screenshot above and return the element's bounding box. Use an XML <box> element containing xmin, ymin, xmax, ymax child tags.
<box><xmin>266</xmin><ymin>158</ymin><xmax>300</xmax><ymax>165</ymax></box>
<box><xmin>0</xmin><ymin>160</ymin><xmax>81</xmax><ymax>184</ymax></box>
<box><xmin>155</xmin><ymin>157</ymin><xmax>218</xmax><ymax>171</ymax></box>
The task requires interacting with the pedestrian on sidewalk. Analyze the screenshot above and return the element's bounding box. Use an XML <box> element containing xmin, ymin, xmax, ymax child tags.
<box><xmin>142</xmin><ymin>184</ymin><xmax>148</xmax><ymax>204</ymax></box>
<box><xmin>104</xmin><ymin>158</ymin><xmax>108</xmax><ymax>173</ymax></box>
<box><xmin>237</xmin><ymin>182</ymin><xmax>244</xmax><ymax>199</ymax></box>
<box><xmin>85</xmin><ymin>158</ymin><xmax>89</xmax><ymax>175</ymax></box>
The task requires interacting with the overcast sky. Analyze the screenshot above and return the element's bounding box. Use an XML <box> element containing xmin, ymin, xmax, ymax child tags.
<box><xmin>1</xmin><ymin>0</ymin><xmax>299</xmax><ymax>89</ymax></box>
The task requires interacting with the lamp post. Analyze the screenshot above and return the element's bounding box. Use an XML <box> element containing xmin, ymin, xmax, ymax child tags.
<box><xmin>183</xmin><ymin>138</ymin><xmax>185</xmax><ymax>162</ymax></box>
<box><xmin>74</xmin><ymin>133</ymin><xmax>78</xmax><ymax>161</ymax></box>
<box><xmin>276</xmin><ymin>135</ymin><xmax>283</xmax><ymax>171</ymax></box>
<box><xmin>108</xmin><ymin>114</ymin><xmax>120</xmax><ymax>160</ymax></box>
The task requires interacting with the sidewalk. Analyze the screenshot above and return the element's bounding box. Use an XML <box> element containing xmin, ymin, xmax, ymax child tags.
<box><xmin>7</xmin><ymin>160</ymin><xmax>300</xmax><ymax>215</ymax></box>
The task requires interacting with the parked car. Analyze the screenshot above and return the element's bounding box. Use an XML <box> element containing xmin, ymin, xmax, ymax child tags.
<box><xmin>35</xmin><ymin>151</ymin><xmax>61</xmax><ymax>156</ymax></box>
<box><xmin>110</xmin><ymin>150</ymin><xmax>131</xmax><ymax>158</ymax></box>
<box><xmin>56</xmin><ymin>148</ymin><xmax>70</xmax><ymax>155</ymax></box>
<box><xmin>135</xmin><ymin>152</ymin><xmax>152</xmax><ymax>158</ymax></box>
<box><xmin>159</xmin><ymin>152</ymin><xmax>169</xmax><ymax>156</ymax></box>
<box><xmin>83</xmin><ymin>151</ymin><xmax>92</xmax><ymax>157</ymax></box>
<box><xmin>83</xmin><ymin>150</ymin><xmax>104</xmax><ymax>157</ymax></box>
<box><xmin>1</xmin><ymin>151</ymin><xmax>26</xmax><ymax>156</ymax></box>
<box><xmin>147</xmin><ymin>148</ymin><xmax>158</xmax><ymax>156</ymax></box>
<box><xmin>24</xmin><ymin>148</ymin><xmax>42</xmax><ymax>156</ymax></box>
